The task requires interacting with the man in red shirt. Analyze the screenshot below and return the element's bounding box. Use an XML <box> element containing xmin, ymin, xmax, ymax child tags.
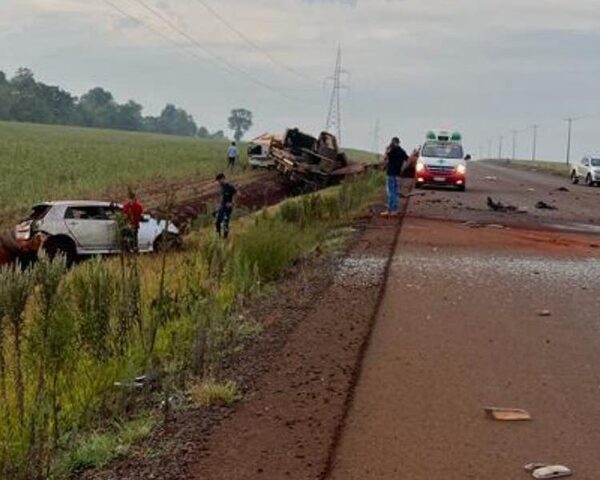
<box><xmin>122</xmin><ymin>190</ymin><xmax>144</xmax><ymax>252</ymax></box>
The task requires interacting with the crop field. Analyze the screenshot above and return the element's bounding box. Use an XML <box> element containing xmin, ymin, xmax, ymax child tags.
<box><xmin>0</xmin><ymin>121</ymin><xmax>378</xmax><ymax>225</ymax></box>
<box><xmin>0</xmin><ymin>121</ymin><xmax>235</xmax><ymax>223</ymax></box>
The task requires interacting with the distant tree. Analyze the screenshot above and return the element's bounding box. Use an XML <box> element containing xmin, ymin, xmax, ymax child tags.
<box><xmin>115</xmin><ymin>100</ymin><xmax>143</xmax><ymax>131</ymax></box>
<box><xmin>196</xmin><ymin>126</ymin><xmax>210</xmax><ymax>138</ymax></box>
<box><xmin>0</xmin><ymin>67</ymin><xmax>202</xmax><ymax>136</ymax></box>
<box><xmin>228</xmin><ymin>108</ymin><xmax>253</xmax><ymax>142</ymax></box>
<box><xmin>78</xmin><ymin>87</ymin><xmax>118</xmax><ymax>128</ymax></box>
<box><xmin>158</xmin><ymin>104</ymin><xmax>197</xmax><ymax>136</ymax></box>
<box><xmin>211</xmin><ymin>130</ymin><xmax>226</xmax><ymax>140</ymax></box>
<box><xmin>0</xmin><ymin>71</ymin><xmax>13</xmax><ymax>120</ymax></box>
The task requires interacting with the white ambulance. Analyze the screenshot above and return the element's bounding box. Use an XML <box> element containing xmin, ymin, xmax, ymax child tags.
<box><xmin>415</xmin><ymin>130</ymin><xmax>469</xmax><ymax>191</ymax></box>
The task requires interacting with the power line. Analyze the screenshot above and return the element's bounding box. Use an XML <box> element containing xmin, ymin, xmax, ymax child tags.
<box><xmin>123</xmin><ymin>0</ymin><xmax>301</xmax><ymax>101</ymax></box>
<box><xmin>189</xmin><ymin>0</ymin><xmax>311</xmax><ymax>83</ymax></box>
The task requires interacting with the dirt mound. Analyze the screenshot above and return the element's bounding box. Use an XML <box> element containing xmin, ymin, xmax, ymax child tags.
<box><xmin>144</xmin><ymin>171</ymin><xmax>288</xmax><ymax>227</ymax></box>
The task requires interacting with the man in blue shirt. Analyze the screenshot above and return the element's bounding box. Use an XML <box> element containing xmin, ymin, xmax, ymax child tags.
<box><xmin>215</xmin><ymin>173</ymin><xmax>237</xmax><ymax>239</ymax></box>
<box><xmin>383</xmin><ymin>137</ymin><xmax>409</xmax><ymax>216</ymax></box>
<box><xmin>227</xmin><ymin>142</ymin><xmax>238</xmax><ymax>169</ymax></box>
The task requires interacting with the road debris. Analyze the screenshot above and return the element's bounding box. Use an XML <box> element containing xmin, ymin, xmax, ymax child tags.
<box><xmin>484</xmin><ymin>406</ymin><xmax>531</xmax><ymax>421</ymax></box>
<box><xmin>556</xmin><ymin>187</ymin><xmax>570</xmax><ymax>192</ymax></box>
<box><xmin>463</xmin><ymin>221</ymin><xmax>483</xmax><ymax>228</ymax></box>
<box><xmin>537</xmin><ymin>309</ymin><xmax>552</xmax><ymax>317</ymax></box>
<box><xmin>487</xmin><ymin>197</ymin><xmax>527</xmax><ymax>213</ymax></box>
<box><xmin>536</xmin><ymin>201</ymin><xmax>558</xmax><ymax>211</ymax></box>
<box><xmin>525</xmin><ymin>463</ymin><xmax>550</xmax><ymax>472</ymax></box>
<box><xmin>484</xmin><ymin>176</ymin><xmax>498</xmax><ymax>181</ymax></box>
<box><xmin>531</xmin><ymin>465</ymin><xmax>572</xmax><ymax>479</ymax></box>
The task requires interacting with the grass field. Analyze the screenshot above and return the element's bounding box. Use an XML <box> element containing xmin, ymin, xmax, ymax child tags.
<box><xmin>0</xmin><ymin>121</ymin><xmax>377</xmax><ymax>224</ymax></box>
<box><xmin>487</xmin><ymin>159</ymin><xmax>570</xmax><ymax>176</ymax></box>
<box><xmin>0</xmin><ymin>121</ymin><xmax>233</xmax><ymax>222</ymax></box>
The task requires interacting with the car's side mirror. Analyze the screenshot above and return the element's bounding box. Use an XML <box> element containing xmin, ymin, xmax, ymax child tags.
<box><xmin>465</xmin><ymin>154</ymin><xmax>472</xmax><ymax>161</ymax></box>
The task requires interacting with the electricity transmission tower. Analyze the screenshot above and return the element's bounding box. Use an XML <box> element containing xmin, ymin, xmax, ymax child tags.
<box><xmin>325</xmin><ymin>46</ymin><xmax>348</xmax><ymax>144</ymax></box>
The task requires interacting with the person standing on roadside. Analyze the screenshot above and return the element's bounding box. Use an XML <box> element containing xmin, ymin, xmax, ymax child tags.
<box><xmin>382</xmin><ymin>137</ymin><xmax>409</xmax><ymax>217</ymax></box>
<box><xmin>215</xmin><ymin>173</ymin><xmax>237</xmax><ymax>239</ymax></box>
<box><xmin>122</xmin><ymin>189</ymin><xmax>144</xmax><ymax>252</ymax></box>
<box><xmin>227</xmin><ymin>141</ymin><xmax>238</xmax><ymax>170</ymax></box>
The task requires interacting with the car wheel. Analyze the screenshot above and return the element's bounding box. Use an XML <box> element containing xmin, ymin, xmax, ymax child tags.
<box><xmin>586</xmin><ymin>174</ymin><xmax>594</xmax><ymax>187</ymax></box>
<box><xmin>43</xmin><ymin>237</ymin><xmax>76</xmax><ymax>267</ymax></box>
<box><xmin>153</xmin><ymin>233</ymin><xmax>182</xmax><ymax>252</ymax></box>
<box><xmin>457</xmin><ymin>184</ymin><xmax>466</xmax><ymax>192</ymax></box>
<box><xmin>571</xmin><ymin>171</ymin><xmax>579</xmax><ymax>184</ymax></box>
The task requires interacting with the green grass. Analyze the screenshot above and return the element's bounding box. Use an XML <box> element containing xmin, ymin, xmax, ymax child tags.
<box><xmin>0</xmin><ymin>170</ymin><xmax>385</xmax><ymax>479</ymax></box>
<box><xmin>55</xmin><ymin>416</ymin><xmax>158</xmax><ymax>476</ymax></box>
<box><xmin>345</xmin><ymin>148</ymin><xmax>380</xmax><ymax>164</ymax></box>
<box><xmin>0</xmin><ymin>121</ymin><xmax>232</xmax><ymax>222</ymax></box>
<box><xmin>487</xmin><ymin>159</ymin><xmax>569</xmax><ymax>176</ymax></box>
<box><xmin>189</xmin><ymin>379</ymin><xmax>240</xmax><ymax>407</ymax></box>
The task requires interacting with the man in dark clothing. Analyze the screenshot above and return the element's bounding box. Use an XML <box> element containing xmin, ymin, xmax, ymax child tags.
<box><xmin>383</xmin><ymin>137</ymin><xmax>409</xmax><ymax>216</ymax></box>
<box><xmin>215</xmin><ymin>173</ymin><xmax>237</xmax><ymax>239</ymax></box>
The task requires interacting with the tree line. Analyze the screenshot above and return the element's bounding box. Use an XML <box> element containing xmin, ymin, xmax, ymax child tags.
<box><xmin>0</xmin><ymin>68</ymin><xmax>225</xmax><ymax>139</ymax></box>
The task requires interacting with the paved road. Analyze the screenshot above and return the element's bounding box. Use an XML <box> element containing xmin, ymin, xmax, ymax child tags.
<box><xmin>328</xmin><ymin>162</ymin><xmax>600</xmax><ymax>479</ymax></box>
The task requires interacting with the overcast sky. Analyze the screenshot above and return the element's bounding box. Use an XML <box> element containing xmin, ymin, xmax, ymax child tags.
<box><xmin>2</xmin><ymin>0</ymin><xmax>600</xmax><ymax>160</ymax></box>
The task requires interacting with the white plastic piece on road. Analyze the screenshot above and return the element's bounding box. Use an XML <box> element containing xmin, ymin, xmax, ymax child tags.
<box><xmin>484</xmin><ymin>407</ymin><xmax>531</xmax><ymax>421</ymax></box>
<box><xmin>525</xmin><ymin>463</ymin><xmax>548</xmax><ymax>472</ymax></box>
<box><xmin>532</xmin><ymin>465</ymin><xmax>572</xmax><ymax>478</ymax></box>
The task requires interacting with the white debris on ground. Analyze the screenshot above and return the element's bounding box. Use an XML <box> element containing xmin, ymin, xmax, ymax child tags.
<box><xmin>335</xmin><ymin>256</ymin><xmax>387</xmax><ymax>288</ymax></box>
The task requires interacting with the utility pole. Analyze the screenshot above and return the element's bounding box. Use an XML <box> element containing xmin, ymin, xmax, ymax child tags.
<box><xmin>325</xmin><ymin>46</ymin><xmax>347</xmax><ymax>144</ymax></box>
<box><xmin>511</xmin><ymin>130</ymin><xmax>517</xmax><ymax>161</ymax></box>
<box><xmin>565</xmin><ymin>118</ymin><xmax>573</xmax><ymax>166</ymax></box>
<box><xmin>498</xmin><ymin>135</ymin><xmax>504</xmax><ymax>160</ymax></box>
<box><xmin>531</xmin><ymin>125</ymin><xmax>539</xmax><ymax>162</ymax></box>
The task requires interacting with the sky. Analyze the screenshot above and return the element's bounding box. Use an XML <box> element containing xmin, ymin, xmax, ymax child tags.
<box><xmin>1</xmin><ymin>0</ymin><xmax>600</xmax><ymax>160</ymax></box>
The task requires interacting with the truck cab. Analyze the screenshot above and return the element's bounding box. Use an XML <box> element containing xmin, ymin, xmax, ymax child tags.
<box><xmin>248</xmin><ymin>134</ymin><xmax>280</xmax><ymax>169</ymax></box>
<box><xmin>415</xmin><ymin>130</ymin><xmax>468</xmax><ymax>191</ymax></box>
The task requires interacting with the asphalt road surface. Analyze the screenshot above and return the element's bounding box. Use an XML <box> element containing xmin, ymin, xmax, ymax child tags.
<box><xmin>328</xmin><ymin>161</ymin><xmax>600</xmax><ymax>479</ymax></box>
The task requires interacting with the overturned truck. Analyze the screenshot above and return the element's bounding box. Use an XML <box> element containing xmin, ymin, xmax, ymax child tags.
<box><xmin>269</xmin><ymin>129</ymin><xmax>366</xmax><ymax>189</ymax></box>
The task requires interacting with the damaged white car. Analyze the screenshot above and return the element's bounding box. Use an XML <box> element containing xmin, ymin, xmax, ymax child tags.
<box><xmin>15</xmin><ymin>201</ymin><xmax>180</xmax><ymax>264</ymax></box>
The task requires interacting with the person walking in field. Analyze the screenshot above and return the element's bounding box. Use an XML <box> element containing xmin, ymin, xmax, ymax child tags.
<box><xmin>122</xmin><ymin>189</ymin><xmax>144</xmax><ymax>252</ymax></box>
<box><xmin>382</xmin><ymin>137</ymin><xmax>409</xmax><ymax>217</ymax></box>
<box><xmin>227</xmin><ymin>141</ymin><xmax>238</xmax><ymax>169</ymax></box>
<box><xmin>215</xmin><ymin>173</ymin><xmax>237</xmax><ymax>239</ymax></box>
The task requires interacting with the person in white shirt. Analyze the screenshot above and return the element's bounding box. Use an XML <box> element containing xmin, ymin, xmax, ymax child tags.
<box><xmin>227</xmin><ymin>142</ymin><xmax>238</xmax><ymax>169</ymax></box>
